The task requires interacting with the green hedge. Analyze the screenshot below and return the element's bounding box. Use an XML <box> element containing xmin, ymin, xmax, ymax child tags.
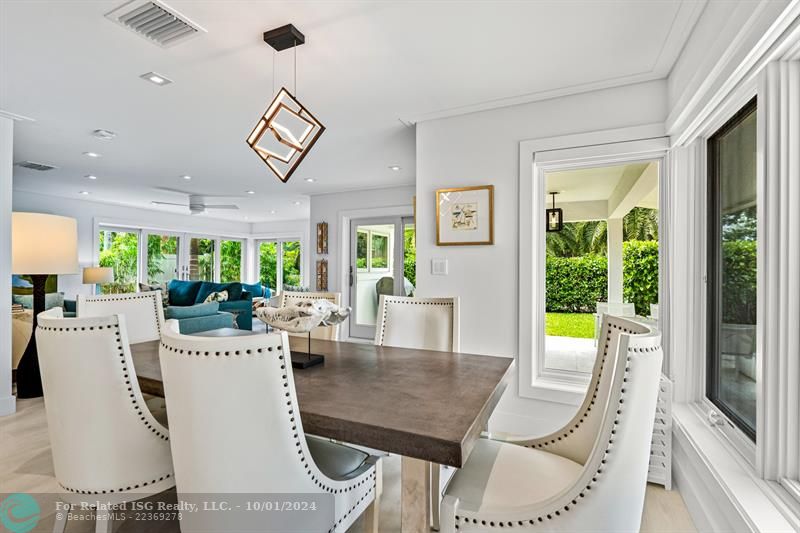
<box><xmin>622</xmin><ymin>240</ymin><xmax>659</xmax><ymax>315</ymax></box>
<box><xmin>722</xmin><ymin>240</ymin><xmax>756</xmax><ymax>324</ymax></box>
<box><xmin>546</xmin><ymin>241</ymin><xmax>659</xmax><ymax>314</ymax></box>
<box><xmin>545</xmin><ymin>254</ymin><xmax>608</xmax><ymax>312</ymax></box>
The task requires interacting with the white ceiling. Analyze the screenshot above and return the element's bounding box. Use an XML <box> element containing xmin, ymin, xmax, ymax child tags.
<box><xmin>1</xmin><ymin>0</ymin><xmax>704</xmax><ymax>222</ymax></box>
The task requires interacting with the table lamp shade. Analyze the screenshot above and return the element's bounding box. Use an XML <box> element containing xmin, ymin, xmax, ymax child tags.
<box><xmin>83</xmin><ymin>266</ymin><xmax>114</xmax><ymax>284</ymax></box>
<box><xmin>12</xmin><ymin>212</ymin><xmax>79</xmax><ymax>274</ymax></box>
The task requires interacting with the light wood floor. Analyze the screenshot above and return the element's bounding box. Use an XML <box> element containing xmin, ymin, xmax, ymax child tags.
<box><xmin>0</xmin><ymin>398</ymin><xmax>696</xmax><ymax>532</ymax></box>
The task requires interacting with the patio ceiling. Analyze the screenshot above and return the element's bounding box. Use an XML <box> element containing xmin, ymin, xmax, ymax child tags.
<box><xmin>545</xmin><ymin>161</ymin><xmax>659</xmax><ymax>222</ymax></box>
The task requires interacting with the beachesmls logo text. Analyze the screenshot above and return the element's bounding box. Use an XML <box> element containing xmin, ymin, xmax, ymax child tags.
<box><xmin>0</xmin><ymin>493</ymin><xmax>40</xmax><ymax>533</ymax></box>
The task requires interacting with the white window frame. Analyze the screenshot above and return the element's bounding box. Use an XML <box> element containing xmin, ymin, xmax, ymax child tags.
<box><xmin>518</xmin><ymin>125</ymin><xmax>670</xmax><ymax>405</ymax></box>
<box><xmin>254</xmin><ymin>236</ymin><xmax>304</xmax><ymax>294</ymax></box>
<box><xmin>94</xmin><ymin>220</ymin><xmax>249</xmax><ymax>286</ymax></box>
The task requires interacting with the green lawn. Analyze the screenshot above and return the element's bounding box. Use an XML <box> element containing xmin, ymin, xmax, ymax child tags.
<box><xmin>545</xmin><ymin>312</ymin><xmax>595</xmax><ymax>339</ymax></box>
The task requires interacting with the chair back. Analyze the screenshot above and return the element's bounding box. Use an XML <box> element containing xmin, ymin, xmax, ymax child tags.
<box><xmin>279</xmin><ymin>291</ymin><xmax>341</xmax><ymax>340</ymax></box>
<box><xmin>374</xmin><ymin>295</ymin><xmax>460</xmax><ymax>352</ymax></box>
<box><xmin>35</xmin><ymin>308</ymin><xmax>173</xmax><ymax>503</ymax></box>
<box><xmin>77</xmin><ymin>291</ymin><xmax>163</xmax><ymax>344</ymax></box>
<box><xmin>159</xmin><ymin>323</ymin><xmax>311</xmax><ymax>493</ymax></box>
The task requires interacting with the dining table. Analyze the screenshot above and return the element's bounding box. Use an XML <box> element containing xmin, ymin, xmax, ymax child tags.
<box><xmin>131</xmin><ymin>331</ymin><xmax>514</xmax><ymax>532</ymax></box>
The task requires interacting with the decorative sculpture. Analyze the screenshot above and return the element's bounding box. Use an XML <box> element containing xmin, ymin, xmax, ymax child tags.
<box><xmin>256</xmin><ymin>300</ymin><xmax>350</xmax><ymax>368</ymax></box>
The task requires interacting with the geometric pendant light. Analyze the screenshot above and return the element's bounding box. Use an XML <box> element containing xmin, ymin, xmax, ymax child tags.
<box><xmin>246</xmin><ymin>24</ymin><xmax>325</xmax><ymax>183</ymax></box>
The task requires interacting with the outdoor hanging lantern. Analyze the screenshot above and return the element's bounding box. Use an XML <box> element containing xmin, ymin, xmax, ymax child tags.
<box><xmin>546</xmin><ymin>192</ymin><xmax>563</xmax><ymax>232</ymax></box>
<box><xmin>246</xmin><ymin>24</ymin><xmax>325</xmax><ymax>183</ymax></box>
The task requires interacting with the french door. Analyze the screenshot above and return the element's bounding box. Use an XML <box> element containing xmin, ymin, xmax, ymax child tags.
<box><xmin>349</xmin><ymin>216</ymin><xmax>415</xmax><ymax>339</ymax></box>
<box><xmin>141</xmin><ymin>232</ymin><xmax>243</xmax><ymax>283</ymax></box>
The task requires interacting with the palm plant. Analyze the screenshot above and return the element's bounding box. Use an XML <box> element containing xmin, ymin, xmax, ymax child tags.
<box><xmin>546</xmin><ymin>208</ymin><xmax>658</xmax><ymax>257</ymax></box>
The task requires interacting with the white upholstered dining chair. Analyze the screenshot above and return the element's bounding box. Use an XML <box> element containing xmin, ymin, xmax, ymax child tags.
<box><xmin>374</xmin><ymin>295</ymin><xmax>460</xmax><ymax>352</ymax></box>
<box><xmin>374</xmin><ymin>294</ymin><xmax>460</xmax><ymax>529</ymax></box>
<box><xmin>77</xmin><ymin>291</ymin><xmax>164</xmax><ymax>344</ymax></box>
<box><xmin>158</xmin><ymin>320</ymin><xmax>382</xmax><ymax>533</ymax></box>
<box><xmin>440</xmin><ymin>316</ymin><xmax>662</xmax><ymax>532</ymax></box>
<box><xmin>36</xmin><ymin>308</ymin><xmax>174</xmax><ymax>533</ymax></box>
<box><xmin>278</xmin><ymin>290</ymin><xmax>342</xmax><ymax>340</ymax></box>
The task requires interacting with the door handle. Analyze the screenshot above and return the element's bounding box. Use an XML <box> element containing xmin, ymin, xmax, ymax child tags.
<box><xmin>349</xmin><ymin>265</ymin><xmax>354</xmax><ymax>287</ymax></box>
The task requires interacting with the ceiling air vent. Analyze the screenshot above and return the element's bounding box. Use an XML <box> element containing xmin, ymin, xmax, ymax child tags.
<box><xmin>15</xmin><ymin>161</ymin><xmax>58</xmax><ymax>171</ymax></box>
<box><xmin>105</xmin><ymin>0</ymin><xmax>207</xmax><ymax>48</ymax></box>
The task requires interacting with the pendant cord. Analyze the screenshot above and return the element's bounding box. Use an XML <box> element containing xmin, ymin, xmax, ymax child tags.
<box><xmin>272</xmin><ymin>49</ymin><xmax>276</xmax><ymax>95</ymax></box>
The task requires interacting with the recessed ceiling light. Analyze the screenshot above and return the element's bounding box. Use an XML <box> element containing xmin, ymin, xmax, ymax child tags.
<box><xmin>389</xmin><ymin>165</ymin><xmax>401</xmax><ymax>171</ymax></box>
<box><xmin>140</xmin><ymin>72</ymin><xmax>173</xmax><ymax>86</ymax></box>
<box><xmin>79</xmin><ymin>191</ymin><xmax>90</xmax><ymax>195</ymax></box>
<box><xmin>304</xmin><ymin>178</ymin><xmax>315</xmax><ymax>183</ymax></box>
<box><xmin>85</xmin><ymin>174</ymin><xmax>97</xmax><ymax>180</ymax></box>
<box><xmin>292</xmin><ymin>201</ymin><xmax>301</xmax><ymax>206</ymax></box>
<box><xmin>246</xmin><ymin>190</ymin><xmax>255</xmax><ymax>195</ymax></box>
<box><xmin>181</xmin><ymin>175</ymin><xmax>192</xmax><ymax>180</ymax></box>
<box><xmin>269</xmin><ymin>209</ymin><xmax>276</xmax><ymax>214</ymax></box>
<box><xmin>92</xmin><ymin>129</ymin><xmax>116</xmax><ymax>140</ymax></box>
<box><xmin>83</xmin><ymin>151</ymin><xmax>101</xmax><ymax>158</ymax></box>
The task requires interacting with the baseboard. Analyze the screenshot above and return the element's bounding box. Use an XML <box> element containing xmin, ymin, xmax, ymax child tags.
<box><xmin>0</xmin><ymin>394</ymin><xmax>16</xmax><ymax>417</ymax></box>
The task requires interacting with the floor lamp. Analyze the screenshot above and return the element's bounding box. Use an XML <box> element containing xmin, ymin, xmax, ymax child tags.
<box><xmin>12</xmin><ymin>212</ymin><xmax>78</xmax><ymax>399</ymax></box>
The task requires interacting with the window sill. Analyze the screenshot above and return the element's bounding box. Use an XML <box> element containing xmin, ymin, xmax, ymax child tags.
<box><xmin>520</xmin><ymin>376</ymin><xmax>586</xmax><ymax>406</ymax></box>
<box><xmin>673</xmin><ymin>403</ymin><xmax>799</xmax><ymax>531</ymax></box>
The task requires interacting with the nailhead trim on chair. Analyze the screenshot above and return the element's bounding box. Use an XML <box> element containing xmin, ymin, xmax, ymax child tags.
<box><xmin>57</xmin><ymin>473</ymin><xmax>172</xmax><ymax>495</ymax></box>
<box><xmin>452</xmin><ymin>327</ymin><xmax>660</xmax><ymax>529</ymax></box>
<box><xmin>83</xmin><ymin>293</ymin><xmax>163</xmax><ymax>336</ymax></box>
<box><xmin>160</xmin><ymin>337</ymin><xmax>377</xmax><ymax>533</ymax></box>
<box><xmin>376</xmin><ymin>297</ymin><xmax>455</xmax><ymax>346</ymax></box>
<box><xmin>527</xmin><ymin>322</ymin><xmax>636</xmax><ymax>450</ymax></box>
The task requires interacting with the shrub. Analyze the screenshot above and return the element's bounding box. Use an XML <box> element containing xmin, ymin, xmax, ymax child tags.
<box><xmin>622</xmin><ymin>240</ymin><xmax>659</xmax><ymax>315</ymax></box>
<box><xmin>721</xmin><ymin>240</ymin><xmax>757</xmax><ymax>324</ymax></box>
<box><xmin>545</xmin><ymin>254</ymin><xmax>608</xmax><ymax>312</ymax></box>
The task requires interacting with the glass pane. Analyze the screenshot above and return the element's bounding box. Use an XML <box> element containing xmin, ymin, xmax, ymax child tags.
<box><xmin>282</xmin><ymin>241</ymin><xmax>301</xmax><ymax>288</ymax></box>
<box><xmin>708</xmin><ymin>102</ymin><xmax>757</xmax><ymax>439</ymax></box>
<box><xmin>403</xmin><ymin>223</ymin><xmax>416</xmax><ymax>296</ymax></box>
<box><xmin>188</xmin><ymin>238</ymin><xmax>214</xmax><ymax>281</ymax></box>
<box><xmin>356</xmin><ymin>231</ymin><xmax>368</xmax><ymax>271</ymax></box>
<box><xmin>353</xmin><ymin>223</ymin><xmax>395</xmax><ymax>332</ymax></box>
<box><xmin>370</xmin><ymin>233</ymin><xmax>389</xmax><ymax>269</ymax></box>
<box><xmin>97</xmin><ymin>228</ymin><xmax>138</xmax><ymax>294</ymax></box>
<box><xmin>146</xmin><ymin>234</ymin><xmax>178</xmax><ymax>285</ymax></box>
<box><xmin>220</xmin><ymin>240</ymin><xmax>242</xmax><ymax>282</ymax></box>
<box><xmin>543</xmin><ymin>164</ymin><xmax>659</xmax><ymax>374</ymax></box>
<box><xmin>259</xmin><ymin>241</ymin><xmax>277</xmax><ymax>291</ymax></box>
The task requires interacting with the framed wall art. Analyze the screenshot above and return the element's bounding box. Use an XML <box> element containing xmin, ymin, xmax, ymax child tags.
<box><xmin>316</xmin><ymin>222</ymin><xmax>328</xmax><ymax>255</ymax></box>
<box><xmin>316</xmin><ymin>259</ymin><xmax>328</xmax><ymax>291</ymax></box>
<box><xmin>435</xmin><ymin>185</ymin><xmax>494</xmax><ymax>246</ymax></box>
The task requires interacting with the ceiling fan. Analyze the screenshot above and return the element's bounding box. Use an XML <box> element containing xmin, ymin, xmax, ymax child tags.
<box><xmin>151</xmin><ymin>187</ymin><xmax>244</xmax><ymax>215</ymax></box>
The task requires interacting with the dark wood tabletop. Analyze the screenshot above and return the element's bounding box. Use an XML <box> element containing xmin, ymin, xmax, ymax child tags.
<box><xmin>131</xmin><ymin>336</ymin><xmax>513</xmax><ymax>467</ymax></box>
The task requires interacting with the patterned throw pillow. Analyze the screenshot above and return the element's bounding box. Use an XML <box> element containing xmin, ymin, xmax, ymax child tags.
<box><xmin>139</xmin><ymin>282</ymin><xmax>169</xmax><ymax>307</ymax></box>
<box><xmin>204</xmin><ymin>290</ymin><xmax>229</xmax><ymax>303</ymax></box>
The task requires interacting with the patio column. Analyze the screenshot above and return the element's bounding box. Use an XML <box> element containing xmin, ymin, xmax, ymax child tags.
<box><xmin>0</xmin><ymin>115</ymin><xmax>16</xmax><ymax>416</ymax></box>
<box><xmin>607</xmin><ymin>217</ymin><xmax>623</xmax><ymax>303</ymax></box>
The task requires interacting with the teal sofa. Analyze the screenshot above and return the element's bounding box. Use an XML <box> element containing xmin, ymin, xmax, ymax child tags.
<box><xmin>167</xmin><ymin>280</ymin><xmax>253</xmax><ymax>330</ymax></box>
<box><xmin>165</xmin><ymin>302</ymin><xmax>235</xmax><ymax>334</ymax></box>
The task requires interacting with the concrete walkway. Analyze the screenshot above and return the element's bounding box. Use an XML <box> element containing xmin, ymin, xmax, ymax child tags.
<box><xmin>545</xmin><ymin>335</ymin><xmax>597</xmax><ymax>373</ymax></box>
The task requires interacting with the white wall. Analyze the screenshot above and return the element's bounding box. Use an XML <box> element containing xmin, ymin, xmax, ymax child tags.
<box><xmin>12</xmin><ymin>191</ymin><xmax>252</xmax><ymax>299</ymax></box>
<box><xmin>0</xmin><ymin>117</ymin><xmax>15</xmax><ymax>416</ymax></box>
<box><xmin>415</xmin><ymin>79</ymin><xmax>668</xmax><ymax>433</ymax></box>
<box><xmin>309</xmin><ymin>186</ymin><xmax>415</xmax><ymax>298</ymax></box>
